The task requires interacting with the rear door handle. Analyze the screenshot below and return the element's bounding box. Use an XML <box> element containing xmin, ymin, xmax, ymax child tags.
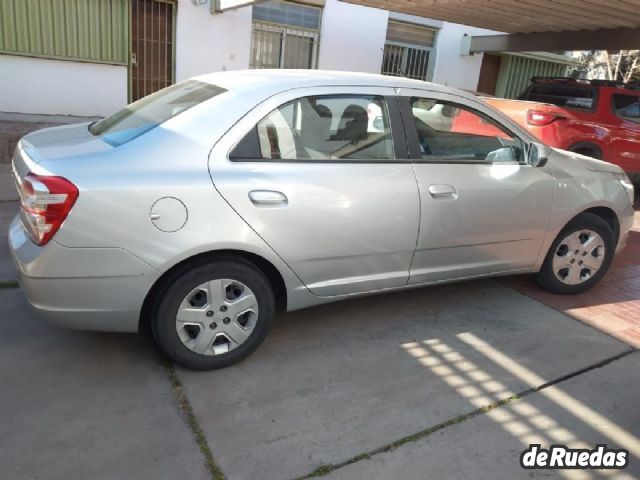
<box><xmin>428</xmin><ymin>184</ymin><xmax>458</xmax><ymax>199</ymax></box>
<box><xmin>248</xmin><ymin>190</ymin><xmax>288</xmax><ymax>207</ymax></box>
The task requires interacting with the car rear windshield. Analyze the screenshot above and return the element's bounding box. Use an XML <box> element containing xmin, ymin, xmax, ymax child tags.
<box><xmin>89</xmin><ymin>80</ymin><xmax>227</xmax><ymax>146</ymax></box>
<box><xmin>519</xmin><ymin>84</ymin><xmax>595</xmax><ymax>110</ymax></box>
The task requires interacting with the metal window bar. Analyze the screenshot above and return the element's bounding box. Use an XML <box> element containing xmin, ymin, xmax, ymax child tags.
<box><xmin>381</xmin><ymin>42</ymin><xmax>432</xmax><ymax>81</ymax></box>
<box><xmin>130</xmin><ymin>0</ymin><xmax>174</xmax><ymax>102</ymax></box>
<box><xmin>251</xmin><ymin>21</ymin><xmax>319</xmax><ymax>69</ymax></box>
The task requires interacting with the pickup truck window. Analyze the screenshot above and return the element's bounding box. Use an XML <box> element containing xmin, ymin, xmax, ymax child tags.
<box><xmin>521</xmin><ymin>85</ymin><xmax>595</xmax><ymax>111</ymax></box>
<box><xmin>612</xmin><ymin>94</ymin><xmax>640</xmax><ymax>123</ymax></box>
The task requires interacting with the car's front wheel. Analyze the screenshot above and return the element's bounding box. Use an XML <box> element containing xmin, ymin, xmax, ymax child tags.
<box><xmin>152</xmin><ymin>259</ymin><xmax>275</xmax><ymax>370</ymax></box>
<box><xmin>536</xmin><ymin>213</ymin><xmax>615</xmax><ymax>294</ymax></box>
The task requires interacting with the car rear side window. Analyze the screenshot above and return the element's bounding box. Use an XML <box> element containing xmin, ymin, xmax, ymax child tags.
<box><xmin>409</xmin><ymin>98</ymin><xmax>524</xmax><ymax>164</ymax></box>
<box><xmin>521</xmin><ymin>85</ymin><xmax>595</xmax><ymax>110</ymax></box>
<box><xmin>89</xmin><ymin>80</ymin><xmax>226</xmax><ymax>147</ymax></box>
<box><xmin>612</xmin><ymin>94</ymin><xmax>640</xmax><ymax>123</ymax></box>
<box><xmin>230</xmin><ymin>95</ymin><xmax>395</xmax><ymax>161</ymax></box>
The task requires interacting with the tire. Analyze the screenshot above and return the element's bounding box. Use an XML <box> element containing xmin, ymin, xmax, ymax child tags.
<box><xmin>151</xmin><ymin>259</ymin><xmax>275</xmax><ymax>370</ymax></box>
<box><xmin>570</xmin><ymin>144</ymin><xmax>602</xmax><ymax>160</ymax></box>
<box><xmin>536</xmin><ymin>213</ymin><xmax>615</xmax><ymax>295</ymax></box>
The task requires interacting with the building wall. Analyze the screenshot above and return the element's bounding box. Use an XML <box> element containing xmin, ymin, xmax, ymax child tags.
<box><xmin>314</xmin><ymin>1</ymin><xmax>499</xmax><ymax>90</ymax></box>
<box><xmin>174</xmin><ymin>0</ymin><xmax>252</xmax><ymax>81</ymax></box>
<box><xmin>431</xmin><ymin>23</ymin><xmax>501</xmax><ymax>90</ymax></box>
<box><xmin>0</xmin><ymin>54</ymin><xmax>127</xmax><ymax>116</ymax></box>
<box><xmin>0</xmin><ymin>0</ymin><xmax>503</xmax><ymax>117</ymax></box>
<box><xmin>317</xmin><ymin>0</ymin><xmax>388</xmax><ymax>73</ymax></box>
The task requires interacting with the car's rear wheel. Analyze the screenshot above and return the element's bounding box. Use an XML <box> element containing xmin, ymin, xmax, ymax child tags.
<box><xmin>152</xmin><ymin>260</ymin><xmax>275</xmax><ymax>370</ymax></box>
<box><xmin>536</xmin><ymin>213</ymin><xmax>614</xmax><ymax>294</ymax></box>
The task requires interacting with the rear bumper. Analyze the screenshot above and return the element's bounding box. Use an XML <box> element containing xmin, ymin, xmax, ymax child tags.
<box><xmin>9</xmin><ymin>216</ymin><xmax>159</xmax><ymax>333</ymax></box>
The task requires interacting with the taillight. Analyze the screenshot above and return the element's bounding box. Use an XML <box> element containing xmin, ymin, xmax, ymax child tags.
<box><xmin>527</xmin><ymin>109</ymin><xmax>564</xmax><ymax>126</ymax></box>
<box><xmin>19</xmin><ymin>173</ymin><xmax>79</xmax><ymax>246</ymax></box>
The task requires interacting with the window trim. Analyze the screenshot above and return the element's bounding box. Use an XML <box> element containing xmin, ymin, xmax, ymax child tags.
<box><xmin>398</xmin><ymin>96</ymin><xmax>528</xmax><ymax>165</ymax></box>
<box><xmin>228</xmin><ymin>94</ymin><xmax>409</xmax><ymax>164</ymax></box>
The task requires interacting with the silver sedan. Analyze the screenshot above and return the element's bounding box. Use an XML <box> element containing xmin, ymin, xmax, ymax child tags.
<box><xmin>9</xmin><ymin>71</ymin><xmax>635</xmax><ymax>369</ymax></box>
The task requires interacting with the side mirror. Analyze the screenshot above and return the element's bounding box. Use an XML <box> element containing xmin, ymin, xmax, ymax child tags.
<box><xmin>528</xmin><ymin>142</ymin><xmax>549</xmax><ymax>167</ymax></box>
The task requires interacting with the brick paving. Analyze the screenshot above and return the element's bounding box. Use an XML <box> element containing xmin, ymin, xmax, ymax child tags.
<box><xmin>502</xmin><ymin>197</ymin><xmax>640</xmax><ymax>348</ymax></box>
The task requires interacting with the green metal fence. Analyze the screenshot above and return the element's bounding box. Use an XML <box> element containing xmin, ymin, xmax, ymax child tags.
<box><xmin>495</xmin><ymin>55</ymin><xmax>568</xmax><ymax>99</ymax></box>
<box><xmin>0</xmin><ymin>0</ymin><xmax>129</xmax><ymax>65</ymax></box>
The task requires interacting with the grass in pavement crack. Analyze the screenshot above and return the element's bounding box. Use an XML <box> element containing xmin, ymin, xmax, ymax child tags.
<box><xmin>296</xmin><ymin>348</ymin><xmax>635</xmax><ymax>479</ymax></box>
<box><xmin>0</xmin><ymin>280</ymin><xmax>19</xmax><ymax>289</ymax></box>
<box><xmin>163</xmin><ymin>361</ymin><xmax>225</xmax><ymax>480</ymax></box>
<box><xmin>297</xmin><ymin>392</ymin><xmax>523</xmax><ymax>479</ymax></box>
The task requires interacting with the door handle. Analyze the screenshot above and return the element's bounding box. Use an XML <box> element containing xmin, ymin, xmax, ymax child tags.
<box><xmin>248</xmin><ymin>190</ymin><xmax>288</xmax><ymax>207</ymax></box>
<box><xmin>428</xmin><ymin>184</ymin><xmax>458</xmax><ymax>199</ymax></box>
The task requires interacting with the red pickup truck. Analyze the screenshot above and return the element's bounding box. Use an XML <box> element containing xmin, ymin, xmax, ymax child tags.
<box><xmin>483</xmin><ymin>77</ymin><xmax>640</xmax><ymax>182</ymax></box>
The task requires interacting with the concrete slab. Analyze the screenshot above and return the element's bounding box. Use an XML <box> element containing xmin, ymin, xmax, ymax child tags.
<box><xmin>0</xmin><ymin>200</ymin><xmax>18</xmax><ymax>280</ymax></box>
<box><xmin>178</xmin><ymin>280</ymin><xmax>630</xmax><ymax>480</ymax></box>
<box><xmin>326</xmin><ymin>352</ymin><xmax>640</xmax><ymax>480</ymax></box>
<box><xmin>0</xmin><ymin>164</ymin><xmax>17</xmax><ymax>201</ymax></box>
<box><xmin>0</xmin><ymin>289</ymin><xmax>209</xmax><ymax>480</ymax></box>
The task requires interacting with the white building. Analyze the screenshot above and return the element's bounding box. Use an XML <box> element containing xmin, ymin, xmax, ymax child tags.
<box><xmin>0</xmin><ymin>0</ymin><xmax>574</xmax><ymax>117</ymax></box>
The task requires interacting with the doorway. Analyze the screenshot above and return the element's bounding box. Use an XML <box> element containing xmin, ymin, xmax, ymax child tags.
<box><xmin>130</xmin><ymin>0</ymin><xmax>175</xmax><ymax>102</ymax></box>
<box><xmin>477</xmin><ymin>54</ymin><xmax>502</xmax><ymax>96</ymax></box>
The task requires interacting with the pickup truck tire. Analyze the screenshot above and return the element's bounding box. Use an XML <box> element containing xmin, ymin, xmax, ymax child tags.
<box><xmin>569</xmin><ymin>143</ymin><xmax>602</xmax><ymax>160</ymax></box>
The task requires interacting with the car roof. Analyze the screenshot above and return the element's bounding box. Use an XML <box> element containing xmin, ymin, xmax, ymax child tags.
<box><xmin>193</xmin><ymin>69</ymin><xmax>476</xmax><ymax>100</ymax></box>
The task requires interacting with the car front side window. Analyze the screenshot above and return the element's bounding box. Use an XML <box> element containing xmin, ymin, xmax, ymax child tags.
<box><xmin>230</xmin><ymin>95</ymin><xmax>395</xmax><ymax>161</ymax></box>
<box><xmin>409</xmin><ymin>98</ymin><xmax>524</xmax><ymax>164</ymax></box>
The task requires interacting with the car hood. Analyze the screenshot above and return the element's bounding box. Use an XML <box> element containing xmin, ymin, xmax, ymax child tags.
<box><xmin>19</xmin><ymin>122</ymin><xmax>113</xmax><ymax>164</ymax></box>
<box><xmin>551</xmin><ymin>147</ymin><xmax>624</xmax><ymax>175</ymax></box>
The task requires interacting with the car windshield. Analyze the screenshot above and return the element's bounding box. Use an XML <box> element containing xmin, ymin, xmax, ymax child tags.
<box><xmin>89</xmin><ymin>80</ymin><xmax>226</xmax><ymax>146</ymax></box>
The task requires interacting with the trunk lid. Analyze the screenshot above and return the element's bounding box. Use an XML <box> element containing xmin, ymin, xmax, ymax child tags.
<box><xmin>19</xmin><ymin>122</ymin><xmax>114</xmax><ymax>164</ymax></box>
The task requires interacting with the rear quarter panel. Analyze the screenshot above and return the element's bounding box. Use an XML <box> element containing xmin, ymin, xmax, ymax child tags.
<box><xmin>31</xmin><ymin>89</ymin><xmax>313</xmax><ymax>310</ymax></box>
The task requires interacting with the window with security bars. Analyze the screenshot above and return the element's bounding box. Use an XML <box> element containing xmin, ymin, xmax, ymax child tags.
<box><xmin>381</xmin><ymin>20</ymin><xmax>437</xmax><ymax>81</ymax></box>
<box><xmin>251</xmin><ymin>1</ymin><xmax>321</xmax><ymax>70</ymax></box>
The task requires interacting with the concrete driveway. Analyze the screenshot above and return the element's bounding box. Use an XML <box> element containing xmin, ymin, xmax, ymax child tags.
<box><xmin>1</xmin><ymin>199</ymin><xmax>638</xmax><ymax>480</ymax></box>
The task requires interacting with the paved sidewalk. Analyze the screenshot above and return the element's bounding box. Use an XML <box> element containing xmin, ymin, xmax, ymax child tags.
<box><xmin>177</xmin><ymin>281</ymin><xmax>632</xmax><ymax>480</ymax></box>
<box><xmin>0</xmin><ymin>164</ymin><xmax>17</xmax><ymax>201</ymax></box>
<box><xmin>0</xmin><ymin>289</ymin><xmax>210</xmax><ymax>480</ymax></box>
<box><xmin>325</xmin><ymin>353</ymin><xmax>640</xmax><ymax>480</ymax></box>
<box><xmin>0</xmin><ymin>201</ymin><xmax>18</xmax><ymax>280</ymax></box>
<box><xmin>0</xmin><ymin>111</ymin><xmax>97</xmax><ymax>165</ymax></box>
<box><xmin>503</xmin><ymin>196</ymin><xmax>640</xmax><ymax>348</ymax></box>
